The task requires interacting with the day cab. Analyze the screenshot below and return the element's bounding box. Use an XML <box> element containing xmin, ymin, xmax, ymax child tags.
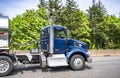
<box><xmin>40</xmin><ymin>25</ymin><xmax>92</xmax><ymax>70</ymax></box>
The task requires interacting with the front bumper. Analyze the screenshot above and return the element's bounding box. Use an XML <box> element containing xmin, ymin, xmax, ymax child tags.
<box><xmin>87</xmin><ymin>57</ymin><xmax>92</xmax><ymax>63</ymax></box>
<box><xmin>87</xmin><ymin>52</ymin><xmax>92</xmax><ymax>63</ymax></box>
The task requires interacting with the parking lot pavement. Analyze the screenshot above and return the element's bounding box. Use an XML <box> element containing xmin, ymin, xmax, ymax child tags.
<box><xmin>2</xmin><ymin>56</ymin><xmax>120</xmax><ymax>78</ymax></box>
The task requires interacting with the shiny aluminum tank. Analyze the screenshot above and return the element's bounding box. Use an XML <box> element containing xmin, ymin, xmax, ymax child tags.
<box><xmin>0</xmin><ymin>16</ymin><xmax>9</xmax><ymax>32</ymax></box>
<box><xmin>0</xmin><ymin>16</ymin><xmax>9</xmax><ymax>52</ymax></box>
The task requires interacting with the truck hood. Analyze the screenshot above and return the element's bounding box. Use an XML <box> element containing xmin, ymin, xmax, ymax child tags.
<box><xmin>68</xmin><ymin>39</ymin><xmax>88</xmax><ymax>50</ymax></box>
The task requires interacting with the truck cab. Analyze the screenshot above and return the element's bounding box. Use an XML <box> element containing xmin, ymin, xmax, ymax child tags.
<box><xmin>40</xmin><ymin>25</ymin><xmax>92</xmax><ymax>70</ymax></box>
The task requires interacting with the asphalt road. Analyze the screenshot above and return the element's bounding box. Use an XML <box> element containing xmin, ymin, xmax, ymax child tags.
<box><xmin>2</xmin><ymin>56</ymin><xmax>120</xmax><ymax>78</ymax></box>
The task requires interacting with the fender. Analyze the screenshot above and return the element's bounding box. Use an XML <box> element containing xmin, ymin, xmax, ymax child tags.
<box><xmin>66</xmin><ymin>47</ymin><xmax>89</xmax><ymax>61</ymax></box>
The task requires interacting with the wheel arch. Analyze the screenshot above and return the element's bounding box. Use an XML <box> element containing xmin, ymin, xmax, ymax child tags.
<box><xmin>67</xmin><ymin>51</ymin><xmax>87</xmax><ymax>63</ymax></box>
<box><xmin>0</xmin><ymin>54</ymin><xmax>16</xmax><ymax>62</ymax></box>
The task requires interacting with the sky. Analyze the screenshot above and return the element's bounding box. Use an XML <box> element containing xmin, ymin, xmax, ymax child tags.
<box><xmin>0</xmin><ymin>0</ymin><xmax>120</xmax><ymax>19</ymax></box>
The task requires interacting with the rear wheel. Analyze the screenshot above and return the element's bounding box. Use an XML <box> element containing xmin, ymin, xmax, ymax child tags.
<box><xmin>0</xmin><ymin>56</ymin><xmax>13</xmax><ymax>76</ymax></box>
<box><xmin>70</xmin><ymin>55</ymin><xmax>85</xmax><ymax>70</ymax></box>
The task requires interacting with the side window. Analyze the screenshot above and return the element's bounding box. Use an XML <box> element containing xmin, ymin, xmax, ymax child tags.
<box><xmin>54</xmin><ymin>29</ymin><xmax>66</xmax><ymax>39</ymax></box>
<box><xmin>41</xmin><ymin>29</ymin><xmax>48</xmax><ymax>38</ymax></box>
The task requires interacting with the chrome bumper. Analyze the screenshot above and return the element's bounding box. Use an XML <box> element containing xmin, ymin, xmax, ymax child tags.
<box><xmin>87</xmin><ymin>52</ymin><xmax>92</xmax><ymax>63</ymax></box>
<box><xmin>87</xmin><ymin>57</ymin><xmax>92</xmax><ymax>63</ymax></box>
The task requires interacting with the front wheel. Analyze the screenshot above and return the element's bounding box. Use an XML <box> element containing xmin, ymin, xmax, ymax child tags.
<box><xmin>70</xmin><ymin>55</ymin><xmax>85</xmax><ymax>70</ymax></box>
<box><xmin>0</xmin><ymin>56</ymin><xmax>13</xmax><ymax>76</ymax></box>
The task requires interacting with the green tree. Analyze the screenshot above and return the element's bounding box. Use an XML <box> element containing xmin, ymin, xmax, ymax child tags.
<box><xmin>87</xmin><ymin>0</ymin><xmax>107</xmax><ymax>49</ymax></box>
<box><xmin>10</xmin><ymin>8</ymin><xmax>49</xmax><ymax>50</ymax></box>
<box><xmin>60</xmin><ymin>0</ymin><xmax>91</xmax><ymax>44</ymax></box>
<box><xmin>38</xmin><ymin>0</ymin><xmax>47</xmax><ymax>8</ymax></box>
<box><xmin>105</xmin><ymin>15</ymin><xmax>120</xmax><ymax>49</ymax></box>
<box><xmin>38</xmin><ymin>0</ymin><xmax>63</xmax><ymax>24</ymax></box>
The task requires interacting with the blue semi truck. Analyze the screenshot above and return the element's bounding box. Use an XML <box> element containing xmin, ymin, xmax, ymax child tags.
<box><xmin>0</xmin><ymin>16</ymin><xmax>92</xmax><ymax>76</ymax></box>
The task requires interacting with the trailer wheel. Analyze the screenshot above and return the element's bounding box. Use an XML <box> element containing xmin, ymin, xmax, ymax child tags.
<box><xmin>0</xmin><ymin>56</ymin><xmax>13</xmax><ymax>76</ymax></box>
<box><xmin>70</xmin><ymin>55</ymin><xmax>85</xmax><ymax>70</ymax></box>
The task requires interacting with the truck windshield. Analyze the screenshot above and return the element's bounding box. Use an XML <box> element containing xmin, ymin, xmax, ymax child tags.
<box><xmin>54</xmin><ymin>28</ymin><xmax>66</xmax><ymax>39</ymax></box>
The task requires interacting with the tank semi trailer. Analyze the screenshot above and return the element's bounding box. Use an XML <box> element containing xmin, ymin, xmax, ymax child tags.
<box><xmin>0</xmin><ymin>16</ymin><xmax>92</xmax><ymax>76</ymax></box>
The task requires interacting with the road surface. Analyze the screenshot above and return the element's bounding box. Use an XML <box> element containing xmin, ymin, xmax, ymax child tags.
<box><xmin>2</xmin><ymin>56</ymin><xmax>120</xmax><ymax>78</ymax></box>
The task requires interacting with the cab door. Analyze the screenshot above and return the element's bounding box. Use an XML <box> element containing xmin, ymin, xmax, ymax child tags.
<box><xmin>54</xmin><ymin>28</ymin><xmax>68</xmax><ymax>54</ymax></box>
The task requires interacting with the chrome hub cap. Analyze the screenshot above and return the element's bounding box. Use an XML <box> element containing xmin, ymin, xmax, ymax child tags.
<box><xmin>0</xmin><ymin>60</ymin><xmax>9</xmax><ymax>73</ymax></box>
<box><xmin>73</xmin><ymin>58</ymin><xmax>83</xmax><ymax>68</ymax></box>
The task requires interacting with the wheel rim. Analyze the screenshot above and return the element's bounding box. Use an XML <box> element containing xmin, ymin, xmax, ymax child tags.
<box><xmin>0</xmin><ymin>60</ymin><xmax>10</xmax><ymax>73</ymax></box>
<box><xmin>73</xmin><ymin>58</ymin><xmax>83</xmax><ymax>68</ymax></box>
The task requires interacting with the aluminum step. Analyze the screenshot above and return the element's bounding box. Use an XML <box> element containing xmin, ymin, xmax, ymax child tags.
<box><xmin>47</xmin><ymin>54</ymin><xmax>68</xmax><ymax>67</ymax></box>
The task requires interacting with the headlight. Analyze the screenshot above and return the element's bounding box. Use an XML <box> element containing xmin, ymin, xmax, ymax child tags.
<box><xmin>78</xmin><ymin>43</ymin><xmax>82</xmax><ymax>47</ymax></box>
<box><xmin>74</xmin><ymin>42</ymin><xmax>82</xmax><ymax>47</ymax></box>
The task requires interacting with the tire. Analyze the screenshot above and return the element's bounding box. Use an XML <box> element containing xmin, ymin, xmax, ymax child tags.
<box><xmin>0</xmin><ymin>56</ymin><xmax>13</xmax><ymax>76</ymax></box>
<box><xmin>70</xmin><ymin>55</ymin><xmax>85</xmax><ymax>70</ymax></box>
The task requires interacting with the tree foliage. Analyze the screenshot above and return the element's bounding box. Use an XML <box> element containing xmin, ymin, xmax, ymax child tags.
<box><xmin>10</xmin><ymin>8</ymin><xmax>49</xmax><ymax>50</ymax></box>
<box><xmin>38</xmin><ymin>0</ymin><xmax>63</xmax><ymax>24</ymax></box>
<box><xmin>87</xmin><ymin>0</ymin><xmax>108</xmax><ymax>49</ymax></box>
<box><xmin>105</xmin><ymin>15</ymin><xmax>120</xmax><ymax>49</ymax></box>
